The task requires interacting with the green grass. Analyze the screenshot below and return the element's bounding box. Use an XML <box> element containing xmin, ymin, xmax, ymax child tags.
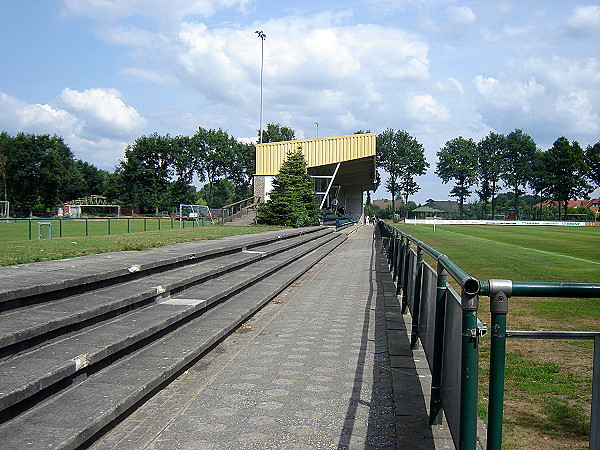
<box><xmin>394</xmin><ymin>224</ymin><xmax>599</xmax><ymax>283</ymax></box>
<box><xmin>391</xmin><ymin>223</ymin><xmax>599</xmax><ymax>446</ymax></box>
<box><xmin>0</xmin><ymin>225</ymin><xmax>282</xmax><ymax>266</ymax></box>
<box><xmin>504</xmin><ymin>353</ymin><xmax>591</xmax><ymax>439</ymax></box>
<box><xmin>0</xmin><ymin>217</ymin><xmax>212</xmax><ymax>242</ymax></box>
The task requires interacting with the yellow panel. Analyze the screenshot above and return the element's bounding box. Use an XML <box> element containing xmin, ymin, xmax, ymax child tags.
<box><xmin>255</xmin><ymin>133</ymin><xmax>376</xmax><ymax>176</ymax></box>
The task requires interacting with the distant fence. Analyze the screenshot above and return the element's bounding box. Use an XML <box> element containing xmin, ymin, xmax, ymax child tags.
<box><xmin>0</xmin><ymin>216</ymin><xmax>217</xmax><ymax>241</ymax></box>
<box><xmin>404</xmin><ymin>219</ymin><xmax>592</xmax><ymax>226</ymax></box>
<box><xmin>376</xmin><ymin>220</ymin><xmax>600</xmax><ymax>450</ymax></box>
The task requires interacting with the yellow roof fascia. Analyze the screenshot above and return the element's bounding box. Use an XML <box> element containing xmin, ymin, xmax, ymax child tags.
<box><xmin>255</xmin><ymin>132</ymin><xmax>376</xmax><ymax>176</ymax></box>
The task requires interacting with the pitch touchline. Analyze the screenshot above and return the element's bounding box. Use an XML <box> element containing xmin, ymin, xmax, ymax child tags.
<box><xmin>442</xmin><ymin>230</ymin><xmax>600</xmax><ymax>265</ymax></box>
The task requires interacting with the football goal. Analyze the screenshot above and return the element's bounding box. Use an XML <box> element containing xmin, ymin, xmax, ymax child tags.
<box><xmin>179</xmin><ymin>204</ymin><xmax>213</xmax><ymax>226</ymax></box>
<box><xmin>0</xmin><ymin>201</ymin><xmax>8</xmax><ymax>220</ymax></box>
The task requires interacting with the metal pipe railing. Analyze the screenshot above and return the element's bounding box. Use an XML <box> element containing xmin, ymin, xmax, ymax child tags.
<box><xmin>481</xmin><ymin>279</ymin><xmax>600</xmax><ymax>450</ymax></box>
<box><xmin>376</xmin><ymin>220</ymin><xmax>600</xmax><ymax>450</ymax></box>
<box><xmin>377</xmin><ymin>220</ymin><xmax>482</xmax><ymax>449</ymax></box>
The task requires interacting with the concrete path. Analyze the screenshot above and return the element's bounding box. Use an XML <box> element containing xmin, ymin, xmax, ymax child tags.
<box><xmin>91</xmin><ymin>225</ymin><xmax>453</xmax><ymax>449</ymax></box>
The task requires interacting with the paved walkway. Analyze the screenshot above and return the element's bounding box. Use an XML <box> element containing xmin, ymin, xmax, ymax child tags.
<box><xmin>91</xmin><ymin>225</ymin><xmax>453</xmax><ymax>449</ymax></box>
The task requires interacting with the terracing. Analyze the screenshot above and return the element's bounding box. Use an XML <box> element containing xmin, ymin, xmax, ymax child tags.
<box><xmin>0</xmin><ymin>224</ymin><xmax>450</xmax><ymax>449</ymax></box>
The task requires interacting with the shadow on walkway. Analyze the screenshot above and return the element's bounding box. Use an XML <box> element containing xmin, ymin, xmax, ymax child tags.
<box><xmin>338</xmin><ymin>230</ymin><xmax>440</xmax><ymax>449</ymax></box>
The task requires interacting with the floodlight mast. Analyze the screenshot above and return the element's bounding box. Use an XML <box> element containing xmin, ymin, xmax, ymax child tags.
<box><xmin>255</xmin><ymin>30</ymin><xmax>266</xmax><ymax>144</ymax></box>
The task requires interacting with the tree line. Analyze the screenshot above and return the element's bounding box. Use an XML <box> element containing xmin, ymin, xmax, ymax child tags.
<box><xmin>0</xmin><ymin>128</ymin><xmax>256</xmax><ymax>217</ymax></box>
<box><xmin>376</xmin><ymin>128</ymin><xmax>600</xmax><ymax>220</ymax></box>
<box><xmin>2</xmin><ymin>124</ymin><xmax>598</xmax><ymax>220</ymax></box>
<box><xmin>0</xmin><ymin>132</ymin><xmax>108</xmax><ymax>217</ymax></box>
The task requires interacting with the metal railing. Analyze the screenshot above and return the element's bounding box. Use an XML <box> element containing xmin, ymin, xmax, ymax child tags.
<box><xmin>220</xmin><ymin>196</ymin><xmax>260</xmax><ymax>224</ymax></box>
<box><xmin>376</xmin><ymin>220</ymin><xmax>600</xmax><ymax>450</ymax></box>
<box><xmin>1</xmin><ymin>216</ymin><xmax>213</xmax><ymax>241</ymax></box>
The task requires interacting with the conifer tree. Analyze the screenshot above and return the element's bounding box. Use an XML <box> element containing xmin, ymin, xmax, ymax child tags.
<box><xmin>257</xmin><ymin>147</ymin><xmax>320</xmax><ymax>227</ymax></box>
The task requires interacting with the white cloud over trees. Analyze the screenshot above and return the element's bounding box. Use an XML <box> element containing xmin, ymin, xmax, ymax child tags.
<box><xmin>1</xmin><ymin>0</ymin><xmax>598</xmax><ymax>200</ymax></box>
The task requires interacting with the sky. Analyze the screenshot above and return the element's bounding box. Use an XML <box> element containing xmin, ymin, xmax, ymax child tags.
<box><xmin>0</xmin><ymin>0</ymin><xmax>599</xmax><ymax>203</ymax></box>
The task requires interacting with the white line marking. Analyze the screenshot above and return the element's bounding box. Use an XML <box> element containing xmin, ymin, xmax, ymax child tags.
<box><xmin>442</xmin><ymin>230</ymin><xmax>600</xmax><ymax>265</ymax></box>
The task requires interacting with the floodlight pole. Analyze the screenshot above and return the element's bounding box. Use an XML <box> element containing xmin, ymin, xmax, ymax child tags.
<box><xmin>255</xmin><ymin>30</ymin><xmax>266</xmax><ymax>144</ymax></box>
<box><xmin>315</xmin><ymin>121</ymin><xmax>319</xmax><ymax>138</ymax></box>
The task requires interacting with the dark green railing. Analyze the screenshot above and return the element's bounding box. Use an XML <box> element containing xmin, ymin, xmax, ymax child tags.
<box><xmin>376</xmin><ymin>220</ymin><xmax>600</xmax><ymax>450</ymax></box>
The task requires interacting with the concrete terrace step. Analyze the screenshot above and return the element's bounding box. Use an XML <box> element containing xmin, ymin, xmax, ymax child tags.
<box><xmin>0</xmin><ymin>228</ymin><xmax>334</xmax><ymax>354</ymax></box>
<box><xmin>0</xmin><ymin>226</ymin><xmax>326</xmax><ymax>306</ymax></box>
<box><xmin>0</xmin><ymin>233</ymin><xmax>343</xmax><ymax>413</ymax></box>
<box><xmin>0</xmin><ymin>227</ymin><xmax>346</xmax><ymax>449</ymax></box>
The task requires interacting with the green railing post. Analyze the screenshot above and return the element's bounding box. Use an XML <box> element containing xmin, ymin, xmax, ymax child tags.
<box><xmin>85</xmin><ymin>218</ymin><xmax>89</xmax><ymax>236</ymax></box>
<box><xmin>410</xmin><ymin>247</ymin><xmax>424</xmax><ymax>349</ymax></box>
<box><xmin>392</xmin><ymin>234</ymin><xmax>399</xmax><ymax>282</ymax></box>
<box><xmin>59</xmin><ymin>218</ymin><xmax>63</xmax><ymax>238</ymax></box>
<box><xmin>387</xmin><ymin>226</ymin><xmax>394</xmax><ymax>266</ymax></box>
<box><xmin>108</xmin><ymin>218</ymin><xmax>111</xmax><ymax>235</ymax></box>
<box><xmin>486</xmin><ymin>280</ymin><xmax>512</xmax><ymax>450</ymax></box>
<box><xmin>396</xmin><ymin>238</ymin><xmax>404</xmax><ymax>296</ymax></box>
<box><xmin>592</xmin><ymin>335</ymin><xmax>600</xmax><ymax>448</ymax></box>
<box><xmin>460</xmin><ymin>287</ymin><xmax>480</xmax><ymax>450</ymax></box>
<box><xmin>127</xmin><ymin>218</ymin><xmax>130</xmax><ymax>233</ymax></box>
<box><xmin>29</xmin><ymin>219</ymin><xmax>32</xmax><ymax>240</ymax></box>
<box><xmin>144</xmin><ymin>218</ymin><xmax>147</xmax><ymax>231</ymax></box>
<box><xmin>158</xmin><ymin>217</ymin><xmax>161</xmax><ymax>230</ymax></box>
<box><xmin>400</xmin><ymin>241</ymin><xmax>411</xmax><ymax>312</ymax></box>
<box><xmin>429</xmin><ymin>265</ymin><xmax>448</xmax><ymax>425</ymax></box>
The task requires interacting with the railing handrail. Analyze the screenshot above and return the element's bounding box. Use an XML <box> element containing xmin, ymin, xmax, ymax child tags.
<box><xmin>375</xmin><ymin>220</ymin><xmax>600</xmax><ymax>450</ymax></box>
<box><xmin>221</xmin><ymin>195</ymin><xmax>260</xmax><ymax>210</ymax></box>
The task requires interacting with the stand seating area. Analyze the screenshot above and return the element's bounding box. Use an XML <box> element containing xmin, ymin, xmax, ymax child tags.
<box><xmin>0</xmin><ymin>227</ymin><xmax>345</xmax><ymax>449</ymax></box>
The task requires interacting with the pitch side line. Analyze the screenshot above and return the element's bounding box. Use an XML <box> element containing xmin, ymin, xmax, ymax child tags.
<box><xmin>442</xmin><ymin>230</ymin><xmax>600</xmax><ymax>265</ymax></box>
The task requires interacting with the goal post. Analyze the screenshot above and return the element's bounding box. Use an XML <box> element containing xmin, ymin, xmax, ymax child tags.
<box><xmin>179</xmin><ymin>204</ymin><xmax>213</xmax><ymax>226</ymax></box>
<box><xmin>0</xmin><ymin>201</ymin><xmax>8</xmax><ymax>219</ymax></box>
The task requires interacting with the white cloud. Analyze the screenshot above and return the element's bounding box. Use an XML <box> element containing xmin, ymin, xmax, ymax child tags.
<box><xmin>474</xmin><ymin>75</ymin><xmax>545</xmax><ymax>113</ymax></box>
<box><xmin>61</xmin><ymin>0</ymin><xmax>252</xmax><ymax>22</ymax></box>
<box><xmin>0</xmin><ymin>91</ymin><xmax>77</xmax><ymax>135</ymax></box>
<box><xmin>566</xmin><ymin>5</ymin><xmax>600</xmax><ymax>37</ymax></box>
<box><xmin>554</xmin><ymin>90</ymin><xmax>600</xmax><ymax>134</ymax></box>
<box><xmin>502</xmin><ymin>25</ymin><xmax>531</xmax><ymax>38</ymax></box>
<box><xmin>98</xmin><ymin>25</ymin><xmax>158</xmax><ymax>48</ymax></box>
<box><xmin>473</xmin><ymin>54</ymin><xmax>600</xmax><ymax>144</ymax></box>
<box><xmin>115</xmin><ymin>14</ymin><xmax>431</xmax><ymax>137</ymax></box>
<box><xmin>407</xmin><ymin>94</ymin><xmax>450</xmax><ymax>122</ymax></box>
<box><xmin>0</xmin><ymin>90</ymin><xmax>140</xmax><ymax>170</ymax></box>
<box><xmin>59</xmin><ymin>87</ymin><xmax>146</xmax><ymax>139</ymax></box>
<box><xmin>445</xmin><ymin>6</ymin><xmax>476</xmax><ymax>25</ymax></box>
<box><xmin>435</xmin><ymin>77</ymin><xmax>465</xmax><ymax>95</ymax></box>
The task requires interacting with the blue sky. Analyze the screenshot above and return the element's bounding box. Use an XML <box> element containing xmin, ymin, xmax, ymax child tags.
<box><xmin>1</xmin><ymin>0</ymin><xmax>598</xmax><ymax>202</ymax></box>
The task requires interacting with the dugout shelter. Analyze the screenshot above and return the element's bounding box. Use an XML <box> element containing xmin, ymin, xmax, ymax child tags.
<box><xmin>254</xmin><ymin>133</ymin><xmax>377</xmax><ymax>220</ymax></box>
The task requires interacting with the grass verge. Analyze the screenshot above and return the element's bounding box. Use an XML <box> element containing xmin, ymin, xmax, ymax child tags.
<box><xmin>0</xmin><ymin>225</ymin><xmax>282</xmax><ymax>266</ymax></box>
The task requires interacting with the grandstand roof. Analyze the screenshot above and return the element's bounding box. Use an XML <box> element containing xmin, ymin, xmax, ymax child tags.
<box><xmin>255</xmin><ymin>133</ymin><xmax>377</xmax><ymax>191</ymax></box>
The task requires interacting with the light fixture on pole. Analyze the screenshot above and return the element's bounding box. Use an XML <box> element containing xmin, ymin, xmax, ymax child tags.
<box><xmin>315</xmin><ymin>122</ymin><xmax>319</xmax><ymax>138</ymax></box>
<box><xmin>255</xmin><ymin>30</ymin><xmax>266</xmax><ymax>144</ymax></box>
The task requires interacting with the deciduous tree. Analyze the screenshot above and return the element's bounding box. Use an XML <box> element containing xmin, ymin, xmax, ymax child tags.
<box><xmin>476</xmin><ymin>132</ymin><xmax>505</xmax><ymax>218</ymax></box>
<box><xmin>585</xmin><ymin>141</ymin><xmax>600</xmax><ymax>189</ymax></box>
<box><xmin>500</xmin><ymin>129</ymin><xmax>537</xmax><ymax>218</ymax></box>
<box><xmin>259</xmin><ymin>123</ymin><xmax>296</xmax><ymax>143</ymax></box>
<box><xmin>545</xmin><ymin>137</ymin><xmax>591</xmax><ymax>219</ymax></box>
<box><xmin>435</xmin><ymin>136</ymin><xmax>478</xmax><ymax>218</ymax></box>
<box><xmin>377</xmin><ymin>129</ymin><xmax>428</xmax><ymax>214</ymax></box>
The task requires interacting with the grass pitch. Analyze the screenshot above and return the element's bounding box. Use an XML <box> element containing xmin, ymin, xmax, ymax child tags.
<box><xmin>394</xmin><ymin>223</ymin><xmax>599</xmax><ymax>449</ymax></box>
